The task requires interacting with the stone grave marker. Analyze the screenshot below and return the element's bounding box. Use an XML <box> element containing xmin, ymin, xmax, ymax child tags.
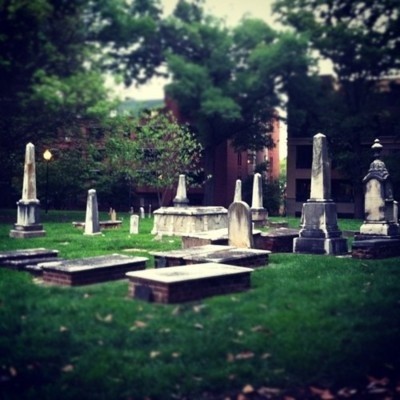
<box><xmin>228</xmin><ymin>201</ymin><xmax>254</xmax><ymax>248</ymax></box>
<box><xmin>293</xmin><ymin>133</ymin><xmax>348</xmax><ymax>255</ymax></box>
<box><xmin>84</xmin><ymin>189</ymin><xmax>101</xmax><ymax>235</ymax></box>
<box><xmin>10</xmin><ymin>143</ymin><xmax>46</xmax><ymax>238</ymax></box>
<box><xmin>130</xmin><ymin>214</ymin><xmax>139</xmax><ymax>234</ymax></box>
<box><xmin>251</xmin><ymin>173</ymin><xmax>268</xmax><ymax>227</ymax></box>
<box><xmin>173</xmin><ymin>174</ymin><xmax>189</xmax><ymax>207</ymax></box>
<box><xmin>140</xmin><ymin>207</ymin><xmax>145</xmax><ymax>218</ymax></box>
<box><xmin>234</xmin><ymin>179</ymin><xmax>242</xmax><ymax>202</ymax></box>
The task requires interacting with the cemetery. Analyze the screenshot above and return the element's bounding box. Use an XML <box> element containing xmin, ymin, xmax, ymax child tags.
<box><xmin>0</xmin><ymin>137</ymin><xmax>399</xmax><ymax>400</ymax></box>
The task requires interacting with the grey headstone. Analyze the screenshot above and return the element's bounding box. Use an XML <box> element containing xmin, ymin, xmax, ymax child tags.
<box><xmin>234</xmin><ymin>179</ymin><xmax>242</xmax><ymax>202</ymax></box>
<box><xmin>140</xmin><ymin>207</ymin><xmax>145</xmax><ymax>219</ymax></box>
<box><xmin>173</xmin><ymin>174</ymin><xmax>189</xmax><ymax>207</ymax></box>
<box><xmin>251</xmin><ymin>173</ymin><xmax>263</xmax><ymax>209</ymax></box>
<box><xmin>130</xmin><ymin>214</ymin><xmax>139</xmax><ymax>234</ymax></box>
<box><xmin>228</xmin><ymin>201</ymin><xmax>254</xmax><ymax>248</ymax></box>
<box><xmin>84</xmin><ymin>189</ymin><xmax>101</xmax><ymax>235</ymax></box>
<box><xmin>310</xmin><ymin>133</ymin><xmax>331</xmax><ymax>201</ymax></box>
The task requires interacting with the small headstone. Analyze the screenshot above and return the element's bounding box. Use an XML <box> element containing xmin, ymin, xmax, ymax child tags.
<box><xmin>84</xmin><ymin>189</ymin><xmax>101</xmax><ymax>235</ymax></box>
<box><xmin>250</xmin><ymin>173</ymin><xmax>268</xmax><ymax>227</ymax></box>
<box><xmin>173</xmin><ymin>174</ymin><xmax>189</xmax><ymax>207</ymax></box>
<box><xmin>129</xmin><ymin>207</ymin><xmax>134</xmax><ymax>215</ymax></box>
<box><xmin>140</xmin><ymin>207</ymin><xmax>145</xmax><ymax>219</ymax></box>
<box><xmin>10</xmin><ymin>143</ymin><xmax>45</xmax><ymax>238</ymax></box>
<box><xmin>110</xmin><ymin>209</ymin><xmax>117</xmax><ymax>222</ymax></box>
<box><xmin>228</xmin><ymin>201</ymin><xmax>254</xmax><ymax>248</ymax></box>
<box><xmin>148</xmin><ymin>204</ymin><xmax>152</xmax><ymax>218</ymax></box>
<box><xmin>234</xmin><ymin>179</ymin><xmax>242</xmax><ymax>202</ymax></box>
<box><xmin>130</xmin><ymin>214</ymin><xmax>139</xmax><ymax>234</ymax></box>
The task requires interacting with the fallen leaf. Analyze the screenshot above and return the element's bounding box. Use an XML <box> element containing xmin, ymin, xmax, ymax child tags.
<box><xmin>83</xmin><ymin>293</ymin><xmax>90</xmax><ymax>298</ymax></box>
<box><xmin>235</xmin><ymin>351</ymin><xmax>254</xmax><ymax>360</ymax></box>
<box><xmin>62</xmin><ymin>364</ymin><xmax>74</xmax><ymax>372</ymax></box>
<box><xmin>95</xmin><ymin>313</ymin><xmax>113</xmax><ymax>322</ymax></box>
<box><xmin>257</xmin><ymin>387</ymin><xmax>280</xmax><ymax>396</ymax></box>
<box><xmin>133</xmin><ymin>320</ymin><xmax>147</xmax><ymax>328</ymax></box>
<box><xmin>194</xmin><ymin>323</ymin><xmax>204</xmax><ymax>330</ymax></box>
<box><xmin>193</xmin><ymin>304</ymin><xmax>206</xmax><ymax>313</ymax></box>
<box><xmin>150</xmin><ymin>351</ymin><xmax>160</xmax><ymax>359</ymax></box>
<box><xmin>337</xmin><ymin>387</ymin><xmax>357</xmax><ymax>398</ymax></box>
<box><xmin>172</xmin><ymin>352</ymin><xmax>180</xmax><ymax>358</ymax></box>
<box><xmin>171</xmin><ymin>306</ymin><xmax>180</xmax><ymax>315</ymax></box>
<box><xmin>242</xmin><ymin>384</ymin><xmax>254</xmax><ymax>394</ymax></box>
<box><xmin>261</xmin><ymin>353</ymin><xmax>271</xmax><ymax>359</ymax></box>
<box><xmin>237</xmin><ymin>330</ymin><xmax>244</xmax><ymax>336</ymax></box>
<box><xmin>59</xmin><ymin>326</ymin><xmax>68</xmax><ymax>332</ymax></box>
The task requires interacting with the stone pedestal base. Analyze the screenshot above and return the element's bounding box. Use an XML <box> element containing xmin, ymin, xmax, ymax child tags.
<box><xmin>294</xmin><ymin>201</ymin><xmax>348</xmax><ymax>255</ymax></box>
<box><xmin>251</xmin><ymin>208</ymin><xmax>268</xmax><ymax>228</ymax></box>
<box><xmin>359</xmin><ymin>221</ymin><xmax>399</xmax><ymax>237</ymax></box>
<box><xmin>9</xmin><ymin>225</ymin><xmax>46</xmax><ymax>238</ymax></box>
<box><xmin>293</xmin><ymin>237</ymin><xmax>348</xmax><ymax>255</ymax></box>
<box><xmin>9</xmin><ymin>200</ymin><xmax>45</xmax><ymax>238</ymax></box>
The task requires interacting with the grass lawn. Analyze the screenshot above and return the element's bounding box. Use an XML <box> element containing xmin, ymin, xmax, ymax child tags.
<box><xmin>0</xmin><ymin>209</ymin><xmax>399</xmax><ymax>399</ymax></box>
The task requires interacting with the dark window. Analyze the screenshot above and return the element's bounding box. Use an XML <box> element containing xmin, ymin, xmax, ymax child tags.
<box><xmin>331</xmin><ymin>180</ymin><xmax>354</xmax><ymax>202</ymax></box>
<box><xmin>296</xmin><ymin>145</ymin><xmax>313</xmax><ymax>169</ymax></box>
<box><xmin>296</xmin><ymin>179</ymin><xmax>310</xmax><ymax>202</ymax></box>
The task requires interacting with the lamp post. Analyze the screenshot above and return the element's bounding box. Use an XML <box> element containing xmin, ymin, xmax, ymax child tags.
<box><xmin>43</xmin><ymin>149</ymin><xmax>52</xmax><ymax>214</ymax></box>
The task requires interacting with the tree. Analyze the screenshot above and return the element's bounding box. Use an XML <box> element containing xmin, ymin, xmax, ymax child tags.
<box><xmin>104</xmin><ymin>111</ymin><xmax>203</xmax><ymax>207</ymax></box>
<box><xmin>161</xmin><ymin>0</ymin><xmax>310</xmax><ymax>204</ymax></box>
<box><xmin>0</xmin><ymin>0</ymin><xmax>163</xmax><ymax>207</ymax></box>
<box><xmin>273</xmin><ymin>0</ymin><xmax>400</xmax><ymax>217</ymax></box>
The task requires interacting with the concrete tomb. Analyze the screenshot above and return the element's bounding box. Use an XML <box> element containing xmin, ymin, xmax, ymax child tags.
<box><xmin>0</xmin><ymin>248</ymin><xmax>59</xmax><ymax>273</ymax></box>
<box><xmin>127</xmin><ymin>263</ymin><xmax>253</xmax><ymax>303</ymax></box>
<box><xmin>352</xmin><ymin>139</ymin><xmax>400</xmax><ymax>259</ymax></box>
<box><xmin>152</xmin><ymin>174</ymin><xmax>228</xmax><ymax>236</ymax></box>
<box><xmin>234</xmin><ymin>179</ymin><xmax>242</xmax><ymax>202</ymax></box>
<box><xmin>251</xmin><ymin>173</ymin><xmax>268</xmax><ymax>227</ymax></box>
<box><xmin>42</xmin><ymin>254</ymin><xmax>147</xmax><ymax>286</ymax></box>
<box><xmin>10</xmin><ymin>143</ymin><xmax>46</xmax><ymax>238</ymax></box>
<box><xmin>293</xmin><ymin>133</ymin><xmax>348</xmax><ymax>255</ymax></box>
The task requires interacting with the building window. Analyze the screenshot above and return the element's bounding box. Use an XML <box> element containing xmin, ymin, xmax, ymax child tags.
<box><xmin>296</xmin><ymin>179</ymin><xmax>310</xmax><ymax>202</ymax></box>
<box><xmin>296</xmin><ymin>145</ymin><xmax>313</xmax><ymax>169</ymax></box>
<box><xmin>237</xmin><ymin>152</ymin><xmax>242</xmax><ymax>166</ymax></box>
<box><xmin>331</xmin><ymin>180</ymin><xmax>354</xmax><ymax>202</ymax></box>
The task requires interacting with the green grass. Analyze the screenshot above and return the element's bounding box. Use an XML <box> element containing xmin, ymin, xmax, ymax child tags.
<box><xmin>0</xmin><ymin>209</ymin><xmax>399</xmax><ymax>399</ymax></box>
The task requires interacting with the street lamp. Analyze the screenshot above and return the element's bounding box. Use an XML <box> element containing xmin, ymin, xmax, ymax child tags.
<box><xmin>43</xmin><ymin>149</ymin><xmax>52</xmax><ymax>214</ymax></box>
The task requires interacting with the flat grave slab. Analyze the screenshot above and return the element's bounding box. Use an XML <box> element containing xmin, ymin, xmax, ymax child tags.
<box><xmin>42</xmin><ymin>254</ymin><xmax>147</xmax><ymax>286</ymax></box>
<box><xmin>255</xmin><ymin>228</ymin><xmax>299</xmax><ymax>252</ymax></box>
<box><xmin>151</xmin><ymin>245</ymin><xmax>234</xmax><ymax>268</ymax></box>
<box><xmin>351</xmin><ymin>238</ymin><xmax>400</xmax><ymax>259</ymax></box>
<box><xmin>127</xmin><ymin>262</ymin><xmax>253</xmax><ymax>303</ymax></box>
<box><xmin>0</xmin><ymin>248</ymin><xmax>59</xmax><ymax>265</ymax></box>
<box><xmin>184</xmin><ymin>248</ymin><xmax>270</xmax><ymax>268</ymax></box>
<box><xmin>151</xmin><ymin>245</ymin><xmax>269</xmax><ymax>269</ymax></box>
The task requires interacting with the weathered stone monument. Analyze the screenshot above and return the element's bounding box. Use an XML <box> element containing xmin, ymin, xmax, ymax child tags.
<box><xmin>293</xmin><ymin>133</ymin><xmax>348</xmax><ymax>255</ymax></box>
<box><xmin>140</xmin><ymin>207</ymin><xmax>145</xmax><ymax>219</ymax></box>
<box><xmin>352</xmin><ymin>139</ymin><xmax>400</xmax><ymax>259</ymax></box>
<box><xmin>228</xmin><ymin>201</ymin><xmax>254</xmax><ymax>248</ymax></box>
<box><xmin>152</xmin><ymin>174</ymin><xmax>228</xmax><ymax>236</ymax></box>
<box><xmin>130</xmin><ymin>214</ymin><xmax>139</xmax><ymax>234</ymax></box>
<box><xmin>234</xmin><ymin>179</ymin><xmax>242</xmax><ymax>202</ymax></box>
<box><xmin>84</xmin><ymin>189</ymin><xmax>101</xmax><ymax>235</ymax></box>
<box><xmin>251</xmin><ymin>173</ymin><xmax>268</xmax><ymax>227</ymax></box>
<box><xmin>173</xmin><ymin>174</ymin><xmax>189</xmax><ymax>207</ymax></box>
<box><xmin>10</xmin><ymin>143</ymin><xmax>46</xmax><ymax>238</ymax></box>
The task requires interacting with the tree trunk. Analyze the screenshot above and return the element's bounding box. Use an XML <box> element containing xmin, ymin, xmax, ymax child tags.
<box><xmin>203</xmin><ymin>146</ymin><xmax>215</xmax><ymax>206</ymax></box>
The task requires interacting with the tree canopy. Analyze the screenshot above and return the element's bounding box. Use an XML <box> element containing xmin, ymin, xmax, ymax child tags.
<box><xmin>273</xmin><ymin>0</ymin><xmax>400</xmax><ymax>216</ymax></box>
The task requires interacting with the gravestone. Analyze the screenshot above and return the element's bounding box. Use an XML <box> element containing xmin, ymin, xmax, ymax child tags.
<box><xmin>10</xmin><ymin>143</ymin><xmax>46</xmax><ymax>238</ymax></box>
<box><xmin>352</xmin><ymin>139</ymin><xmax>400</xmax><ymax>258</ymax></box>
<box><xmin>140</xmin><ymin>207</ymin><xmax>145</xmax><ymax>219</ymax></box>
<box><xmin>130</xmin><ymin>214</ymin><xmax>139</xmax><ymax>234</ymax></box>
<box><xmin>228</xmin><ymin>201</ymin><xmax>254</xmax><ymax>248</ymax></box>
<box><xmin>234</xmin><ymin>179</ymin><xmax>242</xmax><ymax>202</ymax></box>
<box><xmin>173</xmin><ymin>174</ymin><xmax>189</xmax><ymax>207</ymax></box>
<box><xmin>293</xmin><ymin>133</ymin><xmax>348</xmax><ymax>255</ymax></box>
<box><xmin>251</xmin><ymin>173</ymin><xmax>268</xmax><ymax>227</ymax></box>
<box><xmin>84</xmin><ymin>189</ymin><xmax>101</xmax><ymax>235</ymax></box>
